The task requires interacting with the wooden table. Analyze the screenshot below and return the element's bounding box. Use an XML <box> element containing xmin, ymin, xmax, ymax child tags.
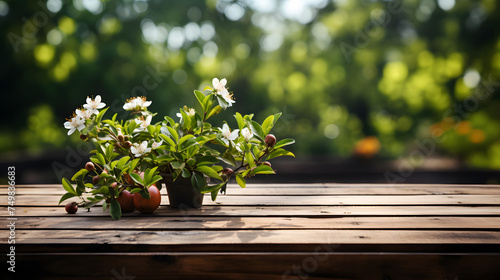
<box><xmin>2</xmin><ymin>183</ymin><xmax>500</xmax><ymax>279</ymax></box>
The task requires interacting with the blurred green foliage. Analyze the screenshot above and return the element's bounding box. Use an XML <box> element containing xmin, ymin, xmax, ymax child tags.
<box><xmin>1</xmin><ymin>0</ymin><xmax>500</xmax><ymax>168</ymax></box>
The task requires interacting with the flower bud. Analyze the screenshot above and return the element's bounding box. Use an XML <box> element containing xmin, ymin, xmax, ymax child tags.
<box><xmin>117</xmin><ymin>135</ymin><xmax>124</xmax><ymax>142</ymax></box>
<box><xmin>124</xmin><ymin>135</ymin><xmax>130</xmax><ymax>141</ymax></box>
<box><xmin>265</xmin><ymin>134</ymin><xmax>277</xmax><ymax>148</ymax></box>
<box><xmin>114</xmin><ymin>142</ymin><xmax>122</xmax><ymax>149</ymax></box>
<box><xmin>124</xmin><ymin>141</ymin><xmax>132</xmax><ymax>149</ymax></box>
<box><xmin>85</xmin><ymin>162</ymin><xmax>95</xmax><ymax>171</ymax></box>
<box><xmin>222</xmin><ymin>168</ymin><xmax>233</xmax><ymax>175</ymax></box>
<box><xmin>263</xmin><ymin>161</ymin><xmax>272</xmax><ymax>167</ymax></box>
<box><xmin>92</xmin><ymin>175</ymin><xmax>100</xmax><ymax>185</ymax></box>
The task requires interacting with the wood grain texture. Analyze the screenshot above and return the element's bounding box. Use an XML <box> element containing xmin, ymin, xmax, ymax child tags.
<box><xmin>10</xmin><ymin>216</ymin><xmax>500</xmax><ymax>230</ymax></box>
<box><xmin>4</xmin><ymin>205</ymin><xmax>500</xmax><ymax>217</ymax></box>
<box><xmin>5</xmin><ymin>253</ymin><xmax>500</xmax><ymax>280</ymax></box>
<box><xmin>4</xmin><ymin>194</ymin><xmax>500</xmax><ymax>206</ymax></box>
<box><xmin>1</xmin><ymin>184</ymin><xmax>499</xmax><ymax>279</ymax></box>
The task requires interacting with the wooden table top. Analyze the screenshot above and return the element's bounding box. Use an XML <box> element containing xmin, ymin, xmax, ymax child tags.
<box><xmin>2</xmin><ymin>183</ymin><xmax>500</xmax><ymax>280</ymax></box>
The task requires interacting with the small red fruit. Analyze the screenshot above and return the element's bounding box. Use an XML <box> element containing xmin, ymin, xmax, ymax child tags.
<box><xmin>79</xmin><ymin>134</ymin><xmax>87</xmax><ymax>140</ymax></box>
<box><xmin>65</xmin><ymin>202</ymin><xmax>78</xmax><ymax>214</ymax></box>
<box><xmin>222</xmin><ymin>167</ymin><xmax>233</xmax><ymax>175</ymax></box>
<box><xmin>134</xmin><ymin>185</ymin><xmax>161</xmax><ymax>214</ymax></box>
<box><xmin>265</xmin><ymin>134</ymin><xmax>277</xmax><ymax>148</ymax></box>
<box><xmin>92</xmin><ymin>175</ymin><xmax>100</xmax><ymax>185</ymax></box>
<box><xmin>123</xmin><ymin>141</ymin><xmax>132</xmax><ymax>149</ymax></box>
<box><xmin>116</xmin><ymin>190</ymin><xmax>135</xmax><ymax>213</ymax></box>
<box><xmin>85</xmin><ymin>162</ymin><xmax>95</xmax><ymax>171</ymax></box>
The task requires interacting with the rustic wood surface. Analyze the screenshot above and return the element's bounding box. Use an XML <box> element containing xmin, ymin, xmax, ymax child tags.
<box><xmin>1</xmin><ymin>183</ymin><xmax>500</xmax><ymax>279</ymax></box>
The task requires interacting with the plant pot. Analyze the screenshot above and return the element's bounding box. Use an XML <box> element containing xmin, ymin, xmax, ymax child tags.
<box><xmin>162</xmin><ymin>174</ymin><xmax>204</xmax><ymax>208</ymax></box>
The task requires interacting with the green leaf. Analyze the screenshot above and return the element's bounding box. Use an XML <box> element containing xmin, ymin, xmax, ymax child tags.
<box><xmin>128</xmin><ymin>158</ymin><xmax>140</xmax><ymax>173</ymax></box>
<box><xmin>147</xmin><ymin>125</ymin><xmax>156</xmax><ymax>136</ymax></box>
<box><xmin>200</xmin><ymin>182</ymin><xmax>225</xmax><ymax>194</ymax></box>
<box><xmin>272</xmin><ymin>112</ymin><xmax>282</xmax><ymax>128</ymax></box>
<box><xmin>95</xmin><ymin>107</ymin><xmax>109</xmax><ymax>124</ymax></box>
<box><xmin>71</xmin><ymin>169</ymin><xmax>89</xmax><ymax>182</ymax></box>
<box><xmin>129</xmin><ymin>172</ymin><xmax>144</xmax><ymax>186</ymax></box>
<box><xmin>130</xmin><ymin>188</ymin><xmax>142</xmax><ymax>194</ymax></box>
<box><xmin>250</xmin><ymin>121</ymin><xmax>265</xmax><ymax>142</ymax></box>
<box><xmin>116</xmin><ymin>156</ymin><xmax>130</xmax><ymax>170</ymax></box>
<box><xmin>191</xmin><ymin>172</ymin><xmax>206</xmax><ymax>190</ymax></box>
<box><xmin>97</xmin><ymin>153</ymin><xmax>106</xmax><ymax>166</ymax></box>
<box><xmin>245</xmin><ymin>151</ymin><xmax>255</xmax><ymax>168</ymax></box>
<box><xmin>234</xmin><ymin>112</ymin><xmax>245</xmax><ymax>131</ymax></box>
<box><xmin>203</xmin><ymin>86</ymin><xmax>213</xmax><ymax>91</ymax></box>
<box><xmin>179</xmin><ymin>137</ymin><xmax>198</xmax><ymax>152</ymax></box>
<box><xmin>261</xmin><ymin>115</ymin><xmax>275</xmax><ymax>135</ymax></box>
<box><xmin>76</xmin><ymin>180</ymin><xmax>86</xmax><ymax>196</ymax></box>
<box><xmin>178</xmin><ymin>134</ymin><xmax>195</xmax><ymax>147</ymax></box>
<box><xmin>110</xmin><ymin>199</ymin><xmax>122</xmax><ymax>220</ymax></box>
<box><xmin>164</xmin><ymin>116</ymin><xmax>176</xmax><ymax>127</ymax></box>
<box><xmin>195</xmin><ymin>165</ymin><xmax>222</xmax><ymax>181</ymax></box>
<box><xmin>194</xmin><ymin>90</ymin><xmax>207</xmax><ymax>111</ymax></box>
<box><xmin>171</xmin><ymin>161</ymin><xmax>185</xmax><ymax>169</ymax></box>
<box><xmin>249</xmin><ymin>165</ymin><xmax>276</xmax><ymax>176</ymax></box>
<box><xmin>221</xmin><ymin>151</ymin><xmax>237</xmax><ymax>167</ymax></box>
<box><xmin>102</xmin><ymin>200</ymin><xmax>107</xmax><ymax>212</ymax></box>
<box><xmin>180</xmin><ymin>109</ymin><xmax>192</xmax><ymax>129</ymax></box>
<box><xmin>196</xmin><ymin>155</ymin><xmax>219</xmax><ymax>166</ymax></box>
<box><xmin>159</xmin><ymin>134</ymin><xmax>177</xmax><ymax>150</ymax></box>
<box><xmin>182</xmin><ymin>168</ymin><xmax>191</xmax><ymax>178</ymax></box>
<box><xmin>167</xmin><ymin>126</ymin><xmax>179</xmax><ymax>143</ymax></box>
<box><xmin>211</xmin><ymin>190</ymin><xmax>218</xmax><ymax>201</ymax></box>
<box><xmin>58</xmin><ymin>192</ymin><xmax>77</xmax><ymax>205</ymax></box>
<box><xmin>206</xmin><ymin>105</ymin><xmax>222</xmax><ymax>120</ymax></box>
<box><xmin>236</xmin><ymin>174</ymin><xmax>246</xmax><ymax>188</ymax></box>
<box><xmin>273</xmin><ymin>138</ymin><xmax>296</xmax><ymax>149</ymax></box>
<box><xmin>267</xmin><ymin>148</ymin><xmax>295</xmax><ymax>160</ymax></box>
<box><xmin>139</xmin><ymin>187</ymin><xmax>150</xmax><ymax>199</ymax></box>
<box><xmin>62</xmin><ymin>178</ymin><xmax>77</xmax><ymax>195</ymax></box>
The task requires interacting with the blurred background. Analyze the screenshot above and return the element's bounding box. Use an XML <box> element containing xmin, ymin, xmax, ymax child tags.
<box><xmin>1</xmin><ymin>0</ymin><xmax>500</xmax><ymax>184</ymax></box>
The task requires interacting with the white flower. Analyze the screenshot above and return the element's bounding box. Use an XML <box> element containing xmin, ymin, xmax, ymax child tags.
<box><xmin>212</xmin><ymin>78</ymin><xmax>227</xmax><ymax>94</ymax></box>
<box><xmin>220</xmin><ymin>89</ymin><xmax>235</xmax><ymax>107</ymax></box>
<box><xmin>212</xmin><ymin>78</ymin><xmax>235</xmax><ymax>106</ymax></box>
<box><xmin>134</xmin><ymin>115</ymin><xmax>152</xmax><ymax>132</ymax></box>
<box><xmin>76</xmin><ymin>108</ymin><xmax>93</xmax><ymax>120</ymax></box>
<box><xmin>83</xmin><ymin>95</ymin><xmax>106</xmax><ymax>115</ymax></box>
<box><xmin>131</xmin><ymin>141</ymin><xmax>151</xmax><ymax>157</ymax></box>
<box><xmin>219</xmin><ymin>123</ymin><xmax>239</xmax><ymax>145</ymax></box>
<box><xmin>64</xmin><ymin>114</ymin><xmax>85</xmax><ymax>136</ymax></box>
<box><xmin>123</xmin><ymin>97</ymin><xmax>152</xmax><ymax>111</ymax></box>
<box><xmin>241</xmin><ymin>127</ymin><xmax>253</xmax><ymax>141</ymax></box>
<box><xmin>152</xmin><ymin>140</ymin><xmax>163</xmax><ymax>149</ymax></box>
<box><xmin>176</xmin><ymin>108</ymin><xmax>196</xmax><ymax>120</ymax></box>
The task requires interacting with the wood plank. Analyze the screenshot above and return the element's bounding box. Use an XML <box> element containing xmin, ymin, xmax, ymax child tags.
<box><xmin>12</xmin><ymin>216</ymin><xmax>500</xmax><ymax>230</ymax></box>
<box><xmin>5</xmin><ymin>205</ymin><xmax>500</xmax><ymax>217</ymax></box>
<box><xmin>7</xmin><ymin>253</ymin><xmax>500</xmax><ymax>280</ymax></box>
<box><xmin>4</xmin><ymin>194</ymin><xmax>500</xmax><ymax>206</ymax></box>
<box><xmin>5</xmin><ymin>185</ymin><xmax>500</xmax><ymax>195</ymax></box>
<box><xmin>4</xmin><ymin>229</ymin><xmax>500</xmax><ymax>245</ymax></box>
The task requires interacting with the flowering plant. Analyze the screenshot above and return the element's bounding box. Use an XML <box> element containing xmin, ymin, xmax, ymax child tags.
<box><xmin>59</xmin><ymin>78</ymin><xmax>295</xmax><ymax>219</ymax></box>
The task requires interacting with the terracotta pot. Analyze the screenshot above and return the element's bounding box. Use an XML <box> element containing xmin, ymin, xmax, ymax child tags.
<box><xmin>162</xmin><ymin>174</ymin><xmax>204</xmax><ymax>208</ymax></box>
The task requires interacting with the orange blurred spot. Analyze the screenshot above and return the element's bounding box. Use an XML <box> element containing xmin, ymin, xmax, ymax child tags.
<box><xmin>354</xmin><ymin>136</ymin><xmax>381</xmax><ymax>158</ymax></box>
<box><xmin>455</xmin><ymin>121</ymin><xmax>471</xmax><ymax>135</ymax></box>
<box><xmin>469</xmin><ymin>129</ymin><xmax>485</xmax><ymax>143</ymax></box>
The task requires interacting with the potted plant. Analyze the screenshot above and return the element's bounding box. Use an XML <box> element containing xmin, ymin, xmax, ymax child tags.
<box><xmin>59</xmin><ymin>78</ymin><xmax>295</xmax><ymax>220</ymax></box>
